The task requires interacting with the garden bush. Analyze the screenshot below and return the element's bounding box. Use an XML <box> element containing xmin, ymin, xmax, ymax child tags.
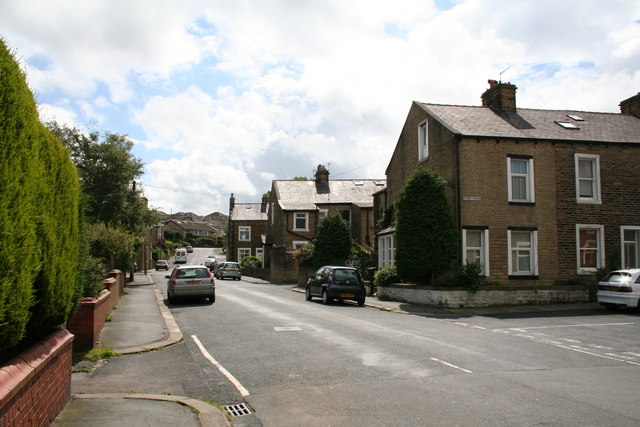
<box><xmin>374</xmin><ymin>265</ymin><xmax>400</xmax><ymax>287</ymax></box>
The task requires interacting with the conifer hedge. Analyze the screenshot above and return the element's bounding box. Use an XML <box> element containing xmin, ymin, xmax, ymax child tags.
<box><xmin>0</xmin><ymin>39</ymin><xmax>80</xmax><ymax>352</ymax></box>
<box><xmin>395</xmin><ymin>167</ymin><xmax>458</xmax><ymax>285</ymax></box>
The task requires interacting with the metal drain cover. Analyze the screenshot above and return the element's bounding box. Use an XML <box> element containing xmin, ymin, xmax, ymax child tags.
<box><xmin>224</xmin><ymin>402</ymin><xmax>252</xmax><ymax>417</ymax></box>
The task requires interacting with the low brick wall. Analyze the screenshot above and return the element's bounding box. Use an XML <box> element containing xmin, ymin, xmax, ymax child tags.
<box><xmin>378</xmin><ymin>283</ymin><xmax>592</xmax><ymax>308</ymax></box>
<box><xmin>66</xmin><ymin>272</ymin><xmax>123</xmax><ymax>351</ymax></box>
<box><xmin>0</xmin><ymin>328</ymin><xmax>73</xmax><ymax>426</ymax></box>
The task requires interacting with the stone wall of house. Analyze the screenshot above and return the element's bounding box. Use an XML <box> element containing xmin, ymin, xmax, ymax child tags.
<box><xmin>457</xmin><ymin>137</ymin><xmax>560</xmax><ymax>286</ymax></box>
<box><xmin>554</xmin><ymin>141</ymin><xmax>640</xmax><ymax>273</ymax></box>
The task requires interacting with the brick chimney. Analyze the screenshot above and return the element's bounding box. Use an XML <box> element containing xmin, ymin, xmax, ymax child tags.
<box><xmin>620</xmin><ymin>92</ymin><xmax>640</xmax><ymax>115</ymax></box>
<box><xmin>314</xmin><ymin>164</ymin><xmax>329</xmax><ymax>185</ymax></box>
<box><xmin>481</xmin><ymin>80</ymin><xmax>517</xmax><ymax>112</ymax></box>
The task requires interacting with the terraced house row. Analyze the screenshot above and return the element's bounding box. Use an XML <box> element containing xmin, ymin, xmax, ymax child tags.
<box><xmin>377</xmin><ymin>81</ymin><xmax>640</xmax><ymax>288</ymax></box>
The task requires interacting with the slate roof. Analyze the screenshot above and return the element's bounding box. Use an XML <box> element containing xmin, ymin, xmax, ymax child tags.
<box><xmin>274</xmin><ymin>179</ymin><xmax>386</xmax><ymax>210</ymax></box>
<box><xmin>418</xmin><ymin>103</ymin><xmax>640</xmax><ymax>144</ymax></box>
<box><xmin>231</xmin><ymin>203</ymin><xmax>269</xmax><ymax>221</ymax></box>
<box><xmin>166</xmin><ymin>219</ymin><xmax>217</xmax><ymax>232</ymax></box>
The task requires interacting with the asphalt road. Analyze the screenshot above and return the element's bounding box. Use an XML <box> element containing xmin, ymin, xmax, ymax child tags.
<box><xmin>155</xmin><ymin>248</ymin><xmax>640</xmax><ymax>426</ymax></box>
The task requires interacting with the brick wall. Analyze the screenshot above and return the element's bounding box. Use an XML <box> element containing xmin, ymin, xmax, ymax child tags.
<box><xmin>0</xmin><ymin>328</ymin><xmax>73</xmax><ymax>426</ymax></box>
<box><xmin>66</xmin><ymin>274</ymin><xmax>122</xmax><ymax>351</ymax></box>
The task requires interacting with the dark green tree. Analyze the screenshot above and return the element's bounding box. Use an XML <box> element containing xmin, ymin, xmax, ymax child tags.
<box><xmin>46</xmin><ymin>122</ymin><xmax>151</xmax><ymax>232</ymax></box>
<box><xmin>312</xmin><ymin>214</ymin><xmax>351</xmax><ymax>268</ymax></box>
<box><xmin>395</xmin><ymin>168</ymin><xmax>458</xmax><ymax>284</ymax></box>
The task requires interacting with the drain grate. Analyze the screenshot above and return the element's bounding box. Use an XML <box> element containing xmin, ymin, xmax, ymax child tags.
<box><xmin>223</xmin><ymin>402</ymin><xmax>252</xmax><ymax>417</ymax></box>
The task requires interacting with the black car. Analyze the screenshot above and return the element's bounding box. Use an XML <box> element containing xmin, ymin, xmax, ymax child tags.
<box><xmin>305</xmin><ymin>266</ymin><xmax>366</xmax><ymax>306</ymax></box>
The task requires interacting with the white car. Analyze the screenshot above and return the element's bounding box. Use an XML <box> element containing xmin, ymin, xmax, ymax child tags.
<box><xmin>204</xmin><ymin>256</ymin><xmax>216</xmax><ymax>268</ymax></box>
<box><xmin>597</xmin><ymin>269</ymin><xmax>640</xmax><ymax>310</ymax></box>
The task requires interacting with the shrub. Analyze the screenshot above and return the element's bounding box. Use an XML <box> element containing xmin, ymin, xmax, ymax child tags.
<box><xmin>347</xmin><ymin>244</ymin><xmax>375</xmax><ymax>280</ymax></box>
<box><xmin>312</xmin><ymin>214</ymin><xmax>351</xmax><ymax>268</ymax></box>
<box><xmin>240</xmin><ymin>256</ymin><xmax>262</xmax><ymax>273</ymax></box>
<box><xmin>395</xmin><ymin>168</ymin><xmax>458</xmax><ymax>285</ymax></box>
<box><xmin>457</xmin><ymin>263</ymin><xmax>484</xmax><ymax>292</ymax></box>
<box><xmin>374</xmin><ymin>265</ymin><xmax>400</xmax><ymax>287</ymax></box>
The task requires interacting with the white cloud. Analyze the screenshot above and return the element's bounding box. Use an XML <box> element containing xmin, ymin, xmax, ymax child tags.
<box><xmin>3</xmin><ymin>0</ymin><xmax>639</xmax><ymax>214</ymax></box>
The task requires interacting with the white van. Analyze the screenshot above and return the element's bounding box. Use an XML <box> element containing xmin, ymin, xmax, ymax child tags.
<box><xmin>174</xmin><ymin>248</ymin><xmax>188</xmax><ymax>264</ymax></box>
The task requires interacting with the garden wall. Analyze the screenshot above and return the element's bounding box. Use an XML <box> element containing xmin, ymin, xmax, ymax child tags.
<box><xmin>377</xmin><ymin>283</ymin><xmax>592</xmax><ymax>308</ymax></box>
<box><xmin>0</xmin><ymin>328</ymin><xmax>73</xmax><ymax>426</ymax></box>
<box><xmin>66</xmin><ymin>270</ymin><xmax>124</xmax><ymax>351</ymax></box>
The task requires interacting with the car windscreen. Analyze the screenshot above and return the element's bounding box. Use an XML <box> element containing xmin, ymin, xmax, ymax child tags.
<box><xmin>603</xmin><ymin>272</ymin><xmax>631</xmax><ymax>283</ymax></box>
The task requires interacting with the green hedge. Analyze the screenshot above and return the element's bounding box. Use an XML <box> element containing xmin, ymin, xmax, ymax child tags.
<box><xmin>0</xmin><ymin>39</ymin><xmax>80</xmax><ymax>352</ymax></box>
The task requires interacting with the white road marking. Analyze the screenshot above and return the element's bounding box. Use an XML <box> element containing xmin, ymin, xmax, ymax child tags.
<box><xmin>274</xmin><ymin>326</ymin><xmax>303</xmax><ymax>331</ymax></box>
<box><xmin>192</xmin><ymin>335</ymin><xmax>250</xmax><ymax>397</ymax></box>
<box><xmin>430</xmin><ymin>357</ymin><xmax>473</xmax><ymax>373</ymax></box>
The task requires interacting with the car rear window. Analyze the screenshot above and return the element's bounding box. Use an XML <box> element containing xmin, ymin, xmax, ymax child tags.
<box><xmin>224</xmin><ymin>263</ymin><xmax>240</xmax><ymax>268</ymax></box>
<box><xmin>333</xmin><ymin>269</ymin><xmax>359</xmax><ymax>282</ymax></box>
<box><xmin>177</xmin><ymin>268</ymin><xmax>210</xmax><ymax>279</ymax></box>
<box><xmin>603</xmin><ymin>272</ymin><xmax>631</xmax><ymax>283</ymax></box>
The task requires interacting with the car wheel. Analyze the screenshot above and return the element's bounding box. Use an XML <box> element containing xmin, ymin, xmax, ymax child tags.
<box><xmin>357</xmin><ymin>298</ymin><xmax>365</xmax><ymax>306</ymax></box>
<box><xmin>209</xmin><ymin>295</ymin><xmax>215</xmax><ymax>304</ymax></box>
<box><xmin>322</xmin><ymin>290</ymin><xmax>331</xmax><ymax>305</ymax></box>
<box><xmin>305</xmin><ymin>287</ymin><xmax>312</xmax><ymax>301</ymax></box>
<box><xmin>604</xmin><ymin>303</ymin><xmax>620</xmax><ymax>311</ymax></box>
<box><xmin>168</xmin><ymin>293</ymin><xmax>175</xmax><ymax>304</ymax></box>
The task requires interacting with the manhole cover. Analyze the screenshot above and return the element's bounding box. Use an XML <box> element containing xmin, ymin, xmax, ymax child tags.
<box><xmin>224</xmin><ymin>402</ymin><xmax>252</xmax><ymax>417</ymax></box>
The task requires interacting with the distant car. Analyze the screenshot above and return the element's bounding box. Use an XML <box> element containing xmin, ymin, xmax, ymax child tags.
<box><xmin>306</xmin><ymin>266</ymin><xmax>366</xmax><ymax>306</ymax></box>
<box><xmin>166</xmin><ymin>265</ymin><xmax>215</xmax><ymax>304</ymax></box>
<box><xmin>597</xmin><ymin>269</ymin><xmax>640</xmax><ymax>310</ymax></box>
<box><xmin>204</xmin><ymin>256</ymin><xmax>216</xmax><ymax>268</ymax></box>
<box><xmin>155</xmin><ymin>260</ymin><xmax>169</xmax><ymax>271</ymax></box>
<box><xmin>214</xmin><ymin>262</ymin><xmax>241</xmax><ymax>280</ymax></box>
<box><xmin>186</xmin><ymin>246</ymin><xmax>194</xmax><ymax>253</ymax></box>
<box><xmin>174</xmin><ymin>248</ymin><xmax>188</xmax><ymax>264</ymax></box>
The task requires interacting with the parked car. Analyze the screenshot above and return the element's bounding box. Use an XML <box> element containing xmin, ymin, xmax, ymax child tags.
<box><xmin>597</xmin><ymin>269</ymin><xmax>640</xmax><ymax>310</ymax></box>
<box><xmin>214</xmin><ymin>262</ymin><xmax>241</xmax><ymax>280</ymax></box>
<box><xmin>204</xmin><ymin>256</ymin><xmax>216</xmax><ymax>268</ymax></box>
<box><xmin>305</xmin><ymin>266</ymin><xmax>366</xmax><ymax>306</ymax></box>
<box><xmin>166</xmin><ymin>265</ymin><xmax>215</xmax><ymax>304</ymax></box>
<box><xmin>186</xmin><ymin>245</ymin><xmax>194</xmax><ymax>253</ymax></box>
<box><xmin>155</xmin><ymin>259</ymin><xmax>169</xmax><ymax>271</ymax></box>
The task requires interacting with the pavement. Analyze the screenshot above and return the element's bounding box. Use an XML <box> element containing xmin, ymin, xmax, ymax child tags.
<box><xmin>53</xmin><ymin>271</ymin><xmax>600</xmax><ymax>426</ymax></box>
<box><xmin>52</xmin><ymin>271</ymin><xmax>231</xmax><ymax>427</ymax></box>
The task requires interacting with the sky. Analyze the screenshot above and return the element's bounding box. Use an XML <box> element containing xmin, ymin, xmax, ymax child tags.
<box><xmin>1</xmin><ymin>0</ymin><xmax>639</xmax><ymax>216</ymax></box>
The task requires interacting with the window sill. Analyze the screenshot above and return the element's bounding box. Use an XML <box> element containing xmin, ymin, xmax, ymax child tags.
<box><xmin>508</xmin><ymin>201</ymin><xmax>535</xmax><ymax>206</ymax></box>
<box><xmin>508</xmin><ymin>275</ymin><xmax>539</xmax><ymax>280</ymax></box>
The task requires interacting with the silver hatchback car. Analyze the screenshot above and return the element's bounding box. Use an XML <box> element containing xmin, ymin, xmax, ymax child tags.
<box><xmin>166</xmin><ymin>265</ymin><xmax>215</xmax><ymax>304</ymax></box>
<box><xmin>214</xmin><ymin>262</ymin><xmax>242</xmax><ymax>280</ymax></box>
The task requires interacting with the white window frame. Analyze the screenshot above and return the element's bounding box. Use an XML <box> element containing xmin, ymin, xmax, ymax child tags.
<box><xmin>293</xmin><ymin>212</ymin><xmax>309</xmax><ymax>231</ymax></box>
<box><xmin>318</xmin><ymin>209</ymin><xmax>328</xmax><ymax>224</ymax></box>
<box><xmin>575</xmin><ymin>224</ymin><xmax>605</xmax><ymax>274</ymax></box>
<box><xmin>507</xmin><ymin>229</ymin><xmax>538</xmax><ymax>276</ymax></box>
<box><xmin>238</xmin><ymin>226</ymin><xmax>251</xmax><ymax>241</ymax></box>
<box><xmin>462</xmin><ymin>228</ymin><xmax>490</xmax><ymax>276</ymax></box>
<box><xmin>575</xmin><ymin>154</ymin><xmax>601</xmax><ymax>204</ymax></box>
<box><xmin>238</xmin><ymin>247</ymin><xmax>251</xmax><ymax>260</ymax></box>
<box><xmin>621</xmin><ymin>226</ymin><xmax>640</xmax><ymax>269</ymax></box>
<box><xmin>418</xmin><ymin>119</ymin><xmax>428</xmax><ymax>162</ymax></box>
<box><xmin>292</xmin><ymin>240</ymin><xmax>309</xmax><ymax>250</ymax></box>
<box><xmin>255</xmin><ymin>247</ymin><xmax>264</xmax><ymax>262</ymax></box>
<box><xmin>378</xmin><ymin>234</ymin><xmax>395</xmax><ymax>268</ymax></box>
<box><xmin>507</xmin><ymin>156</ymin><xmax>535</xmax><ymax>203</ymax></box>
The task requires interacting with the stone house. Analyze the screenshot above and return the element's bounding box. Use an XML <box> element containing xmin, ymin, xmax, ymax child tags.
<box><xmin>377</xmin><ymin>81</ymin><xmax>640</xmax><ymax>289</ymax></box>
<box><xmin>164</xmin><ymin>219</ymin><xmax>220</xmax><ymax>240</ymax></box>
<box><xmin>227</xmin><ymin>194</ymin><xmax>269</xmax><ymax>263</ymax></box>
<box><xmin>266</xmin><ymin>165</ymin><xmax>385</xmax><ymax>282</ymax></box>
